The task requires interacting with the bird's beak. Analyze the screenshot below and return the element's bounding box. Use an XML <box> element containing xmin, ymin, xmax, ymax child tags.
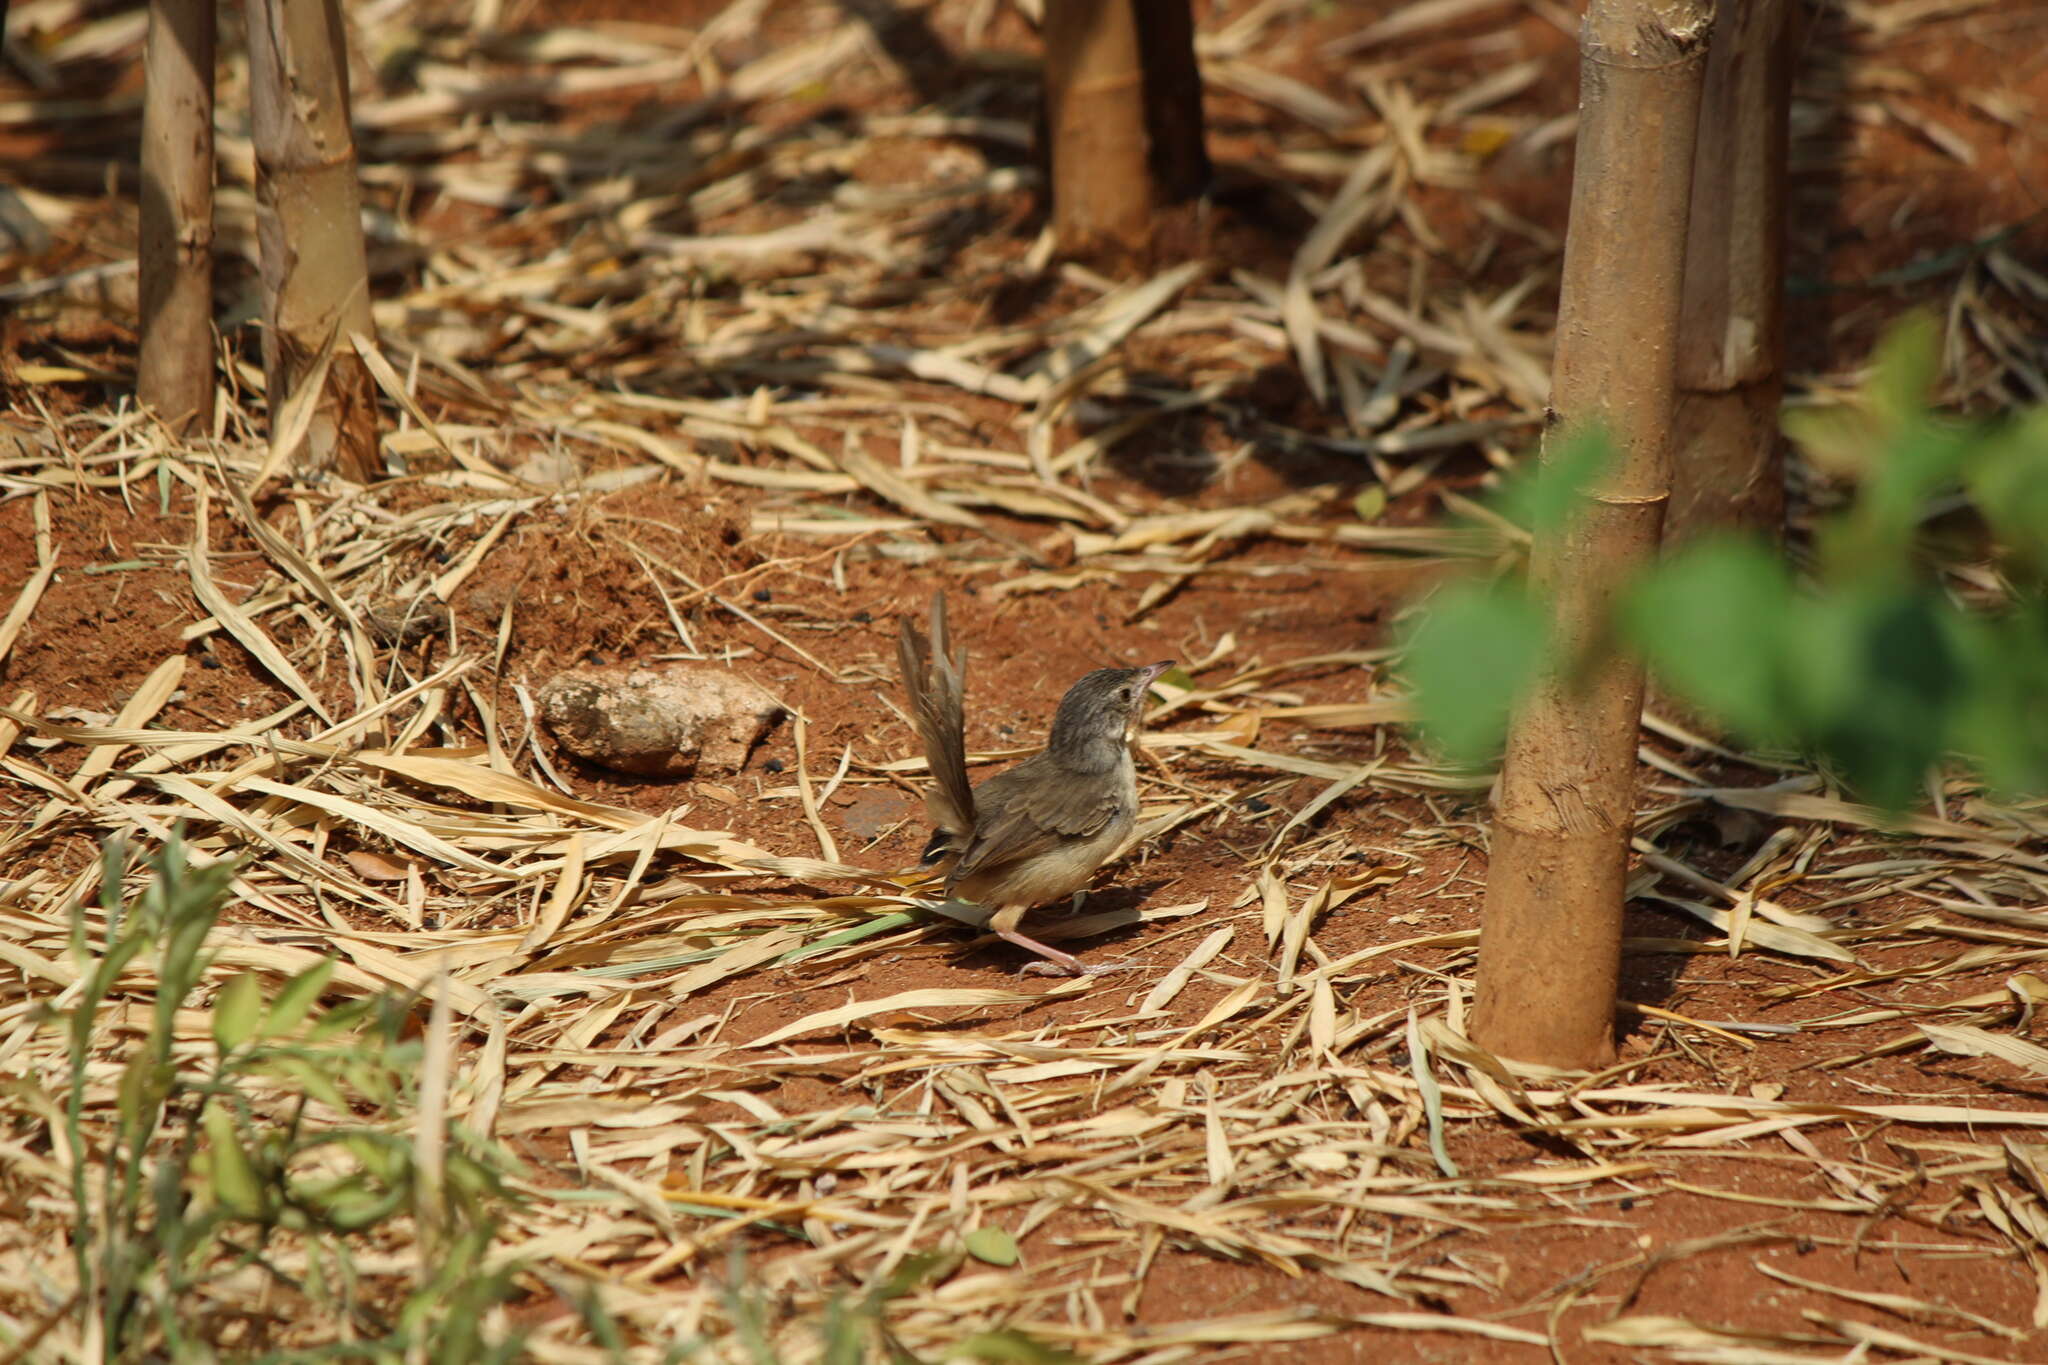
<box><xmin>1138</xmin><ymin>660</ymin><xmax>1174</xmax><ymax>697</ymax></box>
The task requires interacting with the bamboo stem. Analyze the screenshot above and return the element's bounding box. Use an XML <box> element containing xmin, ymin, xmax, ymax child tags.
<box><xmin>1041</xmin><ymin>0</ymin><xmax>1208</xmax><ymax>268</ymax></box>
<box><xmin>244</xmin><ymin>0</ymin><xmax>380</xmax><ymax>482</ymax></box>
<box><xmin>137</xmin><ymin>0</ymin><xmax>217</xmax><ymax>437</ymax></box>
<box><xmin>1670</xmin><ymin>0</ymin><xmax>1794</xmax><ymax>541</ymax></box>
<box><xmin>1471</xmin><ymin>0</ymin><xmax>1716</xmax><ymax>1071</ymax></box>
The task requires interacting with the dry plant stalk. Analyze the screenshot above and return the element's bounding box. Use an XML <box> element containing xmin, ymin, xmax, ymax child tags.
<box><xmin>244</xmin><ymin>0</ymin><xmax>380</xmax><ymax>481</ymax></box>
<box><xmin>1471</xmin><ymin>0</ymin><xmax>1715</xmax><ymax>1069</ymax></box>
<box><xmin>1670</xmin><ymin>0</ymin><xmax>1793</xmax><ymax>540</ymax></box>
<box><xmin>137</xmin><ymin>0</ymin><xmax>217</xmax><ymax>435</ymax></box>
<box><xmin>1041</xmin><ymin>0</ymin><xmax>1209</xmax><ymax>267</ymax></box>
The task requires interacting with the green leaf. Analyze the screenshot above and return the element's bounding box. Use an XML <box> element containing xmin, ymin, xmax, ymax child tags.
<box><xmin>303</xmin><ymin>1176</ymin><xmax>407</xmax><ymax>1232</ymax></box>
<box><xmin>260</xmin><ymin>1055</ymin><xmax>352</xmax><ymax>1114</ymax></box>
<box><xmin>1401</xmin><ymin>580</ymin><xmax>1548</xmax><ymax>763</ymax></box>
<box><xmin>1493</xmin><ymin>422</ymin><xmax>1613</xmax><ymax>535</ymax></box>
<box><xmin>115</xmin><ymin>1054</ymin><xmax>162</xmax><ymax>1138</ymax></box>
<box><xmin>1963</xmin><ymin>407</ymin><xmax>2048</xmax><ymax>580</ymax></box>
<box><xmin>1623</xmin><ymin>539</ymin><xmax>1794</xmax><ymax>739</ymax></box>
<box><xmin>212</xmin><ymin>973</ymin><xmax>264</xmax><ymax>1055</ymax></box>
<box><xmin>306</xmin><ymin>995</ymin><xmax>374</xmax><ymax>1042</ymax></box>
<box><xmin>1823</xmin><ymin>419</ymin><xmax>1977</xmax><ymax>583</ymax></box>
<box><xmin>1782</xmin><ymin>403</ymin><xmax>1884</xmax><ymax>479</ymax></box>
<box><xmin>1784</xmin><ymin>589</ymin><xmax>1957</xmax><ymax>811</ymax></box>
<box><xmin>875</xmin><ymin>1249</ymin><xmax>959</xmax><ymax>1300</ymax></box>
<box><xmin>944</xmin><ymin>1331</ymin><xmax>1081</xmax><ymax>1363</ymax></box>
<box><xmin>964</xmin><ymin>1225</ymin><xmax>1020</xmax><ymax>1267</ymax></box>
<box><xmin>1868</xmin><ymin>309</ymin><xmax>1941</xmax><ymax>430</ymax></box>
<box><xmin>1352</xmin><ymin>484</ymin><xmax>1388</xmax><ymax>522</ymax></box>
<box><xmin>1937</xmin><ymin>601</ymin><xmax>2048</xmax><ymax>798</ymax></box>
<box><xmin>263</xmin><ymin>958</ymin><xmax>334</xmax><ymax>1038</ymax></box>
<box><xmin>202</xmin><ymin>1101</ymin><xmax>266</xmax><ymax>1219</ymax></box>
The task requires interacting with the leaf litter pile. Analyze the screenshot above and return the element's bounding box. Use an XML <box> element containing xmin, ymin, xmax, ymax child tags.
<box><xmin>5</xmin><ymin>0</ymin><xmax>2048</xmax><ymax>1359</ymax></box>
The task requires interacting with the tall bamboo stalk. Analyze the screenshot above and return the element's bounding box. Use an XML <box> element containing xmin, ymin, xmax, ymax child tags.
<box><xmin>137</xmin><ymin>0</ymin><xmax>217</xmax><ymax>436</ymax></box>
<box><xmin>244</xmin><ymin>0</ymin><xmax>380</xmax><ymax>482</ymax></box>
<box><xmin>1670</xmin><ymin>0</ymin><xmax>1793</xmax><ymax>542</ymax></box>
<box><xmin>1041</xmin><ymin>0</ymin><xmax>1208</xmax><ymax>267</ymax></box>
<box><xmin>1470</xmin><ymin>0</ymin><xmax>1715</xmax><ymax>1070</ymax></box>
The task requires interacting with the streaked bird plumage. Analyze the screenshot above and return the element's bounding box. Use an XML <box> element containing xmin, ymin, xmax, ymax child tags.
<box><xmin>897</xmin><ymin>593</ymin><xmax>1169</xmax><ymax>974</ymax></box>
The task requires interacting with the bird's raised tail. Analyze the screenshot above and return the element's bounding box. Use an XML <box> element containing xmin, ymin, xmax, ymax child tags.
<box><xmin>897</xmin><ymin>592</ymin><xmax>975</xmax><ymax>852</ymax></box>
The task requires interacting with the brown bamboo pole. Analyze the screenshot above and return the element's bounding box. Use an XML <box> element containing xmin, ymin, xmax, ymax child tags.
<box><xmin>137</xmin><ymin>0</ymin><xmax>217</xmax><ymax>437</ymax></box>
<box><xmin>1131</xmin><ymin>0</ymin><xmax>1208</xmax><ymax>208</ymax></box>
<box><xmin>1041</xmin><ymin>0</ymin><xmax>1207</xmax><ymax>267</ymax></box>
<box><xmin>1470</xmin><ymin>0</ymin><xmax>1715</xmax><ymax>1070</ymax></box>
<box><xmin>1670</xmin><ymin>0</ymin><xmax>1793</xmax><ymax>542</ymax></box>
<box><xmin>244</xmin><ymin>0</ymin><xmax>380</xmax><ymax>482</ymax></box>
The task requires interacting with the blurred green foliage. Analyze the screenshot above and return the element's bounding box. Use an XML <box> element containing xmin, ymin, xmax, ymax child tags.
<box><xmin>62</xmin><ymin>832</ymin><xmax>526</xmax><ymax>1363</ymax></box>
<box><xmin>1403</xmin><ymin>314</ymin><xmax>2048</xmax><ymax>810</ymax></box>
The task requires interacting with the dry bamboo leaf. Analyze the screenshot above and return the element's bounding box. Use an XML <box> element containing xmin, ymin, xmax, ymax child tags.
<box><xmin>1322</xmin><ymin>0</ymin><xmax>1517</xmax><ymax>55</ymax></box>
<box><xmin>430</xmin><ymin>504</ymin><xmax>522</xmax><ymax>601</ymax></box>
<box><xmin>341</xmin><ymin>849</ymin><xmax>426</xmax><ymax>882</ymax></box>
<box><xmin>1260</xmin><ymin>869</ymin><xmax>1288</xmax><ymax>949</ymax></box>
<box><xmin>1407</xmin><ymin>1010</ymin><xmax>1458</xmax><ymax>1177</ymax></box>
<box><xmin>1176</xmin><ymin>980</ymin><xmax>1266</xmax><ymax>1039</ymax></box>
<box><xmin>1030</xmin><ymin>260</ymin><xmax>1206</xmax><ymax>392</ymax></box>
<box><xmin>1917</xmin><ymin>1022</ymin><xmax>2048</xmax><ymax>1077</ymax></box>
<box><xmin>72</xmin><ymin>655</ymin><xmax>183</xmax><ymax>792</ymax></box>
<box><xmin>751</xmin><ymin>989</ymin><xmax>1032</xmax><ymax>1047</ymax></box>
<box><xmin>1351</xmin><ymin>1313</ymin><xmax>1546</xmax><ymax>1345</ymax></box>
<box><xmin>353</xmin><ymin>332</ymin><xmax>533</xmax><ymax>490</ymax></box>
<box><xmin>1644</xmin><ymin>894</ymin><xmax>1857</xmax><ymax>964</ymax></box>
<box><xmin>835</xmin><ymin>436</ymin><xmax>983</xmax><ymax>531</ymax></box>
<box><xmin>237</xmin><ymin>776</ymin><xmax>507</xmax><ymax>878</ymax></box>
<box><xmin>1582</xmin><ymin>1316</ymin><xmax>1813</xmax><ymax>1350</ymax></box>
<box><xmin>350</xmin><ymin>751</ymin><xmax>648</xmax><ymax>833</ymax></box>
<box><xmin>1139</xmin><ymin>926</ymin><xmax>1235</xmax><ymax>1015</ymax></box>
<box><xmin>1309</xmin><ymin>974</ymin><xmax>1337</xmax><ymax>1053</ymax></box>
<box><xmin>519</xmin><ymin>830</ymin><xmax>584</xmax><ymax>955</ymax></box>
<box><xmin>1756</xmin><ymin>1260</ymin><xmax>2022</xmax><ymax>1339</ymax></box>
<box><xmin>186</xmin><ymin>493</ymin><xmax>334</xmax><ymax>724</ymax></box>
<box><xmin>0</xmin><ymin>494</ymin><xmax>57</xmax><ymax>673</ymax></box>
<box><xmin>1681</xmin><ymin>782</ymin><xmax>2030</xmax><ymax>848</ymax></box>
<box><xmin>1816</xmin><ymin>1314</ymin><xmax>2022</xmax><ymax>1365</ymax></box>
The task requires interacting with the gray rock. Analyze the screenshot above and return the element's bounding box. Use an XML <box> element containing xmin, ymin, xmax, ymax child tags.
<box><xmin>538</xmin><ymin>665</ymin><xmax>781</xmax><ymax>777</ymax></box>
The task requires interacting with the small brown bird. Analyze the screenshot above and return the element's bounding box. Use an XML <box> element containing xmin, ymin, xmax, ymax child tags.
<box><xmin>897</xmin><ymin>594</ymin><xmax>1171</xmax><ymax>975</ymax></box>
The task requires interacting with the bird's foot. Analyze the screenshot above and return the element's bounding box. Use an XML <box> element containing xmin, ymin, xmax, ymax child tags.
<box><xmin>1021</xmin><ymin>958</ymin><xmax>1133</xmax><ymax>977</ymax></box>
<box><xmin>998</xmin><ymin>924</ymin><xmax>1127</xmax><ymax>977</ymax></box>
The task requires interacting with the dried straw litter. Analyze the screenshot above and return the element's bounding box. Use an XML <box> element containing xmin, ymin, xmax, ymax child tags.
<box><xmin>3</xmin><ymin>0</ymin><xmax>2048</xmax><ymax>1360</ymax></box>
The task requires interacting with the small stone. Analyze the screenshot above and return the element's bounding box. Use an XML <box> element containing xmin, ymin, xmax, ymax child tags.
<box><xmin>538</xmin><ymin>664</ymin><xmax>782</xmax><ymax>778</ymax></box>
<box><xmin>364</xmin><ymin>598</ymin><xmax>449</xmax><ymax>647</ymax></box>
<box><xmin>843</xmin><ymin>789</ymin><xmax>914</xmax><ymax>840</ymax></box>
<box><xmin>752</xmin><ymin>588</ymin><xmax>773</xmax><ymax>603</ymax></box>
<box><xmin>511</xmin><ymin>448</ymin><xmax>580</xmax><ymax>486</ymax></box>
<box><xmin>763</xmin><ymin>757</ymin><xmax>786</xmax><ymax>773</ymax></box>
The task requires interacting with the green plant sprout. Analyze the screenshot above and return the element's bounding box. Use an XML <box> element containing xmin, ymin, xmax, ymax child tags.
<box><xmin>59</xmin><ymin>831</ymin><xmax>524</xmax><ymax>1363</ymax></box>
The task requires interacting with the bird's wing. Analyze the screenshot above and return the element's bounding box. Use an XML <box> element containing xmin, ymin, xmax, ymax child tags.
<box><xmin>948</xmin><ymin>754</ymin><xmax>1123</xmax><ymax>885</ymax></box>
<box><xmin>897</xmin><ymin>592</ymin><xmax>974</xmax><ymax>836</ymax></box>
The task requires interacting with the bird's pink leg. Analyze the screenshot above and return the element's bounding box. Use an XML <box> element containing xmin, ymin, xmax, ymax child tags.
<box><xmin>991</xmin><ymin>904</ymin><xmax>1124</xmax><ymax>976</ymax></box>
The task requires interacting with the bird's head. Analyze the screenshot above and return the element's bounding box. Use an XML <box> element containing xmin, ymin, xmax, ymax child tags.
<box><xmin>1046</xmin><ymin>660</ymin><xmax>1173</xmax><ymax>765</ymax></box>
